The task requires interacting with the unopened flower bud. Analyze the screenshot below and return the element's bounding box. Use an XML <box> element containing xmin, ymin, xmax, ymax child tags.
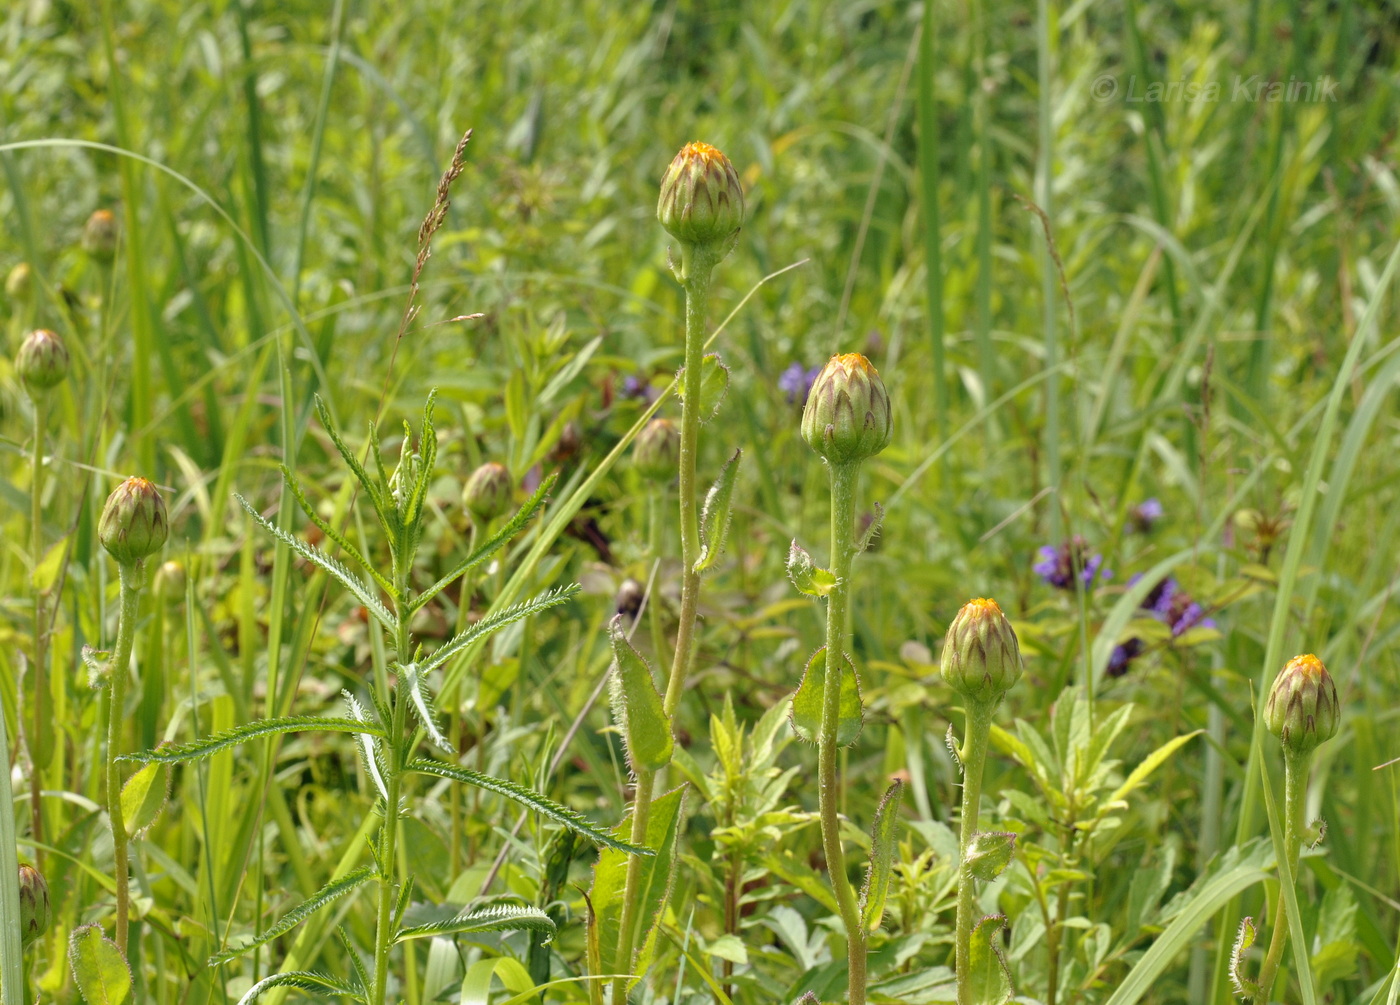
<box><xmin>16</xmin><ymin>329</ymin><xmax>69</xmax><ymax>394</ymax></box>
<box><xmin>82</xmin><ymin>209</ymin><xmax>120</xmax><ymax>262</ymax></box>
<box><xmin>99</xmin><ymin>476</ymin><xmax>168</xmax><ymax>566</ymax></box>
<box><xmin>1265</xmin><ymin>654</ymin><xmax>1340</xmax><ymax>757</ymax></box>
<box><xmin>632</xmin><ymin>418</ymin><xmax>680</xmax><ymax>483</ymax></box>
<box><xmin>154</xmin><ymin>559</ymin><xmax>186</xmax><ymax>600</ymax></box>
<box><xmin>19</xmin><ymin>863</ymin><xmax>50</xmax><ymax>949</ymax></box>
<box><xmin>801</xmin><ymin>353</ymin><xmax>892</xmax><ymax>465</ymax></box>
<box><xmin>6</xmin><ymin>262</ymin><xmax>33</xmax><ymax>304</ymax></box>
<box><xmin>657</xmin><ymin>141</ymin><xmax>744</xmax><ymax>249</ymax></box>
<box><xmin>941</xmin><ymin>598</ymin><xmax>1022</xmax><ymax>705</ymax></box>
<box><xmin>462</xmin><ymin>461</ymin><xmax>512</xmax><ymax>524</ymax></box>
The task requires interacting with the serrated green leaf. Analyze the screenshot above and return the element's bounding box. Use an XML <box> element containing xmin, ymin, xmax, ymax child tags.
<box><xmin>787</xmin><ymin>540</ymin><xmax>837</xmax><ymax>597</ymax></box>
<box><xmin>399</xmin><ymin>662</ymin><xmax>450</xmax><ymax>751</ymax></box>
<box><xmin>234</xmin><ymin>970</ymin><xmax>365</xmax><ymax>1005</ymax></box>
<box><xmin>856</xmin><ymin>501</ymin><xmax>884</xmax><ymax>554</ymax></box>
<box><xmin>966</xmin><ymin>914</ymin><xmax>1013</xmax><ymax>1005</ymax></box>
<box><xmin>420</xmin><ymin>585</ymin><xmax>579</xmax><ymax>675</ymax></box>
<box><xmin>314</xmin><ymin>395</ymin><xmax>385</xmax><ymax>518</ymax></box>
<box><xmin>677</xmin><ymin>352</ymin><xmax>730</xmax><ymax>422</ymax></box>
<box><xmin>1230</xmin><ymin>916</ymin><xmax>1261</xmax><ymax>998</ymax></box>
<box><xmin>69</xmin><ymin>924</ymin><xmax>131</xmax><ymax>1005</ymax></box>
<box><xmin>694</xmin><ymin>449</ymin><xmax>741</xmax><ymax>573</ymax></box>
<box><xmin>237</xmin><ymin>493</ymin><xmax>397</xmax><ymax>629</ymax></box>
<box><xmin>121</xmin><ymin>716</ymin><xmax>384</xmax><ymax>764</ymax></box>
<box><xmin>120</xmin><ymin>760</ymin><xmax>169</xmax><ymax>837</ymax></box>
<box><xmin>343</xmin><ymin>692</ymin><xmax>389</xmax><ymax>802</ymax></box>
<box><xmin>966</xmin><ymin>830</ymin><xmax>1016</xmax><ymax>883</ymax></box>
<box><xmin>405</xmin><ymin>758</ymin><xmax>651</xmax><ymax>855</ymax></box>
<box><xmin>860</xmin><ymin>779</ymin><xmax>904</xmax><ymax>931</ymax></box>
<box><xmin>789</xmin><ymin>647</ymin><xmax>863</xmax><ymax>747</ymax></box>
<box><xmin>210</xmin><ymin>867</ymin><xmax>376</xmax><ymax>965</ymax></box>
<box><xmin>336</xmin><ymin>927</ymin><xmax>372</xmax><ymax>993</ymax></box>
<box><xmin>608</xmin><ymin>617</ymin><xmax>673</xmax><ymax>771</ymax></box>
<box><xmin>395</xmin><ymin>904</ymin><xmax>555</xmax><ymax>944</ymax></box>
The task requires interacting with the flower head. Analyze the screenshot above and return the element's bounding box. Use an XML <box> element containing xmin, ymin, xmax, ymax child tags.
<box><xmin>99</xmin><ymin>476</ymin><xmax>169</xmax><ymax>566</ymax></box>
<box><xmin>82</xmin><ymin>209</ymin><xmax>120</xmax><ymax>262</ymax></box>
<box><xmin>16</xmin><ymin>329</ymin><xmax>69</xmax><ymax>394</ymax></box>
<box><xmin>1129</xmin><ymin>497</ymin><xmax>1164</xmax><ymax>533</ymax></box>
<box><xmin>462</xmin><ymin>462</ymin><xmax>513</xmax><ymax>524</ymax></box>
<box><xmin>801</xmin><ymin>353</ymin><xmax>892</xmax><ymax>465</ymax></box>
<box><xmin>633</xmin><ymin>417</ymin><xmax>680</xmax><ymax>483</ymax></box>
<box><xmin>1264</xmin><ymin>654</ymin><xmax>1340</xmax><ymax>757</ymax></box>
<box><xmin>19</xmin><ymin>863</ymin><xmax>50</xmax><ymax>949</ymax></box>
<box><xmin>657</xmin><ymin>141</ymin><xmax>745</xmax><ymax>250</ymax></box>
<box><xmin>6</xmin><ymin>262</ymin><xmax>33</xmax><ymax>304</ymax></box>
<box><xmin>1034</xmin><ymin>537</ymin><xmax>1111</xmax><ymax>590</ymax></box>
<box><xmin>940</xmin><ymin>597</ymin><xmax>1023</xmax><ymax>705</ymax></box>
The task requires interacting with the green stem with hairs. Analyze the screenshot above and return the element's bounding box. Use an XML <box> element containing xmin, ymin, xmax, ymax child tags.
<box><xmin>955</xmin><ymin>701</ymin><xmax>994</xmax><ymax>1005</ymax></box>
<box><xmin>29</xmin><ymin>394</ymin><xmax>48</xmax><ymax>856</ymax></box>
<box><xmin>820</xmin><ymin>460</ymin><xmax>866</xmax><ymax>1004</ymax></box>
<box><xmin>105</xmin><ymin>561</ymin><xmax>143</xmax><ymax>954</ymax></box>
<box><xmin>371</xmin><ymin>611</ymin><xmax>411</xmax><ymax>1005</ymax></box>
<box><xmin>1254</xmin><ymin>749</ymin><xmax>1310</xmax><ymax>1003</ymax></box>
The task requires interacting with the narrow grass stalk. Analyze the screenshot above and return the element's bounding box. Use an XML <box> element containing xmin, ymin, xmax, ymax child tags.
<box><xmin>0</xmin><ymin>691</ymin><xmax>23</xmax><ymax>1005</ymax></box>
<box><xmin>820</xmin><ymin>461</ymin><xmax>866</xmax><ymax>1004</ymax></box>
<box><xmin>954</xmin><ymin>703</ymin><xmax>993</xmax><ymax>1005</ymax></box>
<box><xmin>28</xmin><ymin>395</ymin><xmax>48</xmax><ymax>855</ymax></box>
<box><xmin>105</xmin><ymin>562</ymin><xmax>144</xmax><ymax>954</ymax></box>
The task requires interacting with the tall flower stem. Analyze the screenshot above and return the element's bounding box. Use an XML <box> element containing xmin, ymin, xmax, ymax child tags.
<box><xmin>954</xmin><ymin>701</ymin><xmax>994</xmax><ymax>1005</ymax></box>
<box><xmin>372</xmin><ymin>613</ymin><xmax>411</xmax><ymax>1005</ymax></box>
<box><xmin>29</xmin><ymin>395</ymin><xmax>48</xmax><ymax>854</ymax></box>
<box><xmin>820</xmin><ymin>461</ymin><xmax>866</xmax><ymax>1004</ymax></box>
<box><xmin>105</xmin><ymin>562</ymin><xmax>143</xmax><ymax>953</ymax></box>
<box><xmin>1253</xmin><ymin>749</ymin><xmax>1309</xmax><ymax>1003</ymax></box>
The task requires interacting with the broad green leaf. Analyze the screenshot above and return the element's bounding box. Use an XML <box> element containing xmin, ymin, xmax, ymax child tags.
<box><xmin>396</xmin><ymin>904</ymin><xmax>555</xmax><ymax>944</ymax></box>
<box><xmin>860</xmin><ymin>779</ymin><xmax>904</xmax><ymax>931</ymax></box>
<box><xmin>210</xmin><ymin>867</ymin><xmax>375</xmax><ymax>965</ymax></box>
<box><xmin>400</xmin><ymin>662</ymin><xmax>450</xmax><ymax>752</ymax></box>
<box><xmin>1103</xmin><ymin>729</ymin><xmax>1203</xmax><ymax>810</ymax></box>
<box><xmin>420</xmin><ymin>585</ymin><xmax>579</xmax><ymax>675</ymax></box>
<box><xmin>120</xmin><ymin>761</ymin><xmax>169</xmax><ymax>837</ymax></box>
<box><xmin>121</xmin><ymin>717</ymin><xmax>384</xmax><ymax>764</ymax></box>
<box><xmin>1311</xmin><ymin>884</ymin><xmax>1359</xmax><ymax>989</ymax></box>
<box><xmin>694</xmin><ymin>449</ymin><xmax>741</xmax><ymax>573</ymax></box>
<box><xmin>789</xmin><ymin>647</ymin><xmax>863</xmax><ymax>747</ymax></box>
<box><xmin>965</xmin><ymin>831</ymin><xmax>1016</xmax><ymax>882</ymax></box>
<box><xmin>237</xmin><ymin>493</ymin><xmax>396</xmax><ymax>630</ymax></box>
<box><xmin>406</xmin><ymin>758</ymin><xmax>651</xmax><ymax>855</ymax></box>
<box><xmin>608</xmin><ymin>618</ymin><xmax>673</xmax><ymax>771</ymax></box>
<box><xmin>787</xmin><ymin>540</ymin><xmax>837</xmax><ymax>597</ymax></box>
<box><xmin>234</xmin><ymin>970</ymin><xmax>364</xmax><ymax>1005</ymax></box>
<box><xmin>965</xmin><ymin>914</ymin><xmax>1012</xmax><ymax>1005</ymax></box>
<box><xmin>677</xmin><ymin>352</ymin><xmax>730</xmax><ymax>422</ymax></box>
<box><xmin>68</xmin><ymin>924</ymin><xmax>132</xmax><ymax>1005</ymax></box>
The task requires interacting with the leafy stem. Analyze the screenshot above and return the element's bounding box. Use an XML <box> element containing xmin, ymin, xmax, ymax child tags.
<box><xmin>1252</xmin><ymin>748</ymin><xmax>1310</xmax><ymax>1003</ymax></box>
<box><xmin>955</xmin><ymin>700</ymin><xmax>994</xmax><ymax>1005</ymax></box>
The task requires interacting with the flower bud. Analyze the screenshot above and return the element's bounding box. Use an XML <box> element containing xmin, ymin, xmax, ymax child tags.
<box><xmin>154</xmin><ymin>559</ymin><xmax>186</xmax><ymax>600</ymax></box>
<box><xmin>462</xmin><ymin>461</ymin><xmax>512</xmax><ymax>524</ymax></box>
<box><xmin>16</xmin><ymin>329</ymin><xmax>69</xmax><ymax>394</ymax></box>
<box><xmin>99</xmin><ymin>476</ymin><xmax>169</xmax><ymax>566</ymax></box>
<box><xmin>19</xmin><ymin>863</ymin><xmax>50</xmax><ymax>949</ymax></box>
<box><xmin>941</xmin><ymin>598</ymin><xmax>1022</xmax><ymax>705</ymax></box>
<box><xmin>6</xmin><ymin>262</ymin><xmax>33</xmax><ymax>304</ymax></box>
<box><xmin>82</xmin><ymin>209</ymin><xmax>120</xmax><ymax>262</ymax></box>
<box><xmin>800</xmin><ymin>353</ymin><xmax>892</xmax><ymax>465</ymax></box>
<box><xmin>1264</xmin><ymin>653</ymin><xmax>1340</xmax><ymax>757</ymax></box>
<box><xmin>657</xmin><ymin>141</ymin><xmax>744</xmax><ymax>249</ymax></box>
<box><xmin>632</xmin><ymin>418</ymin><xmax>680</xmax><ymax>483</ymax></box>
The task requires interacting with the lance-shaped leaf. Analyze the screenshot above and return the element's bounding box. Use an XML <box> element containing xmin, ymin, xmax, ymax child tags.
<box><xmin>608</xmin><ymin>617</ymin><xmax>673</xmax><ymax>771</ymax></box>
<box><xmin>237</xmin><ymin>494</ymin><xmax>397</xmax><ymax>630</ymax></box>
<box><xmin>406</xmin><ymin>758</ymin><xmax>652</xmax><ymax>855</ymax></box>
<box><xmin>209</xmin><ymin>867</ymin><xmax>376</xmax><ymax>965</ymax></box>
<box><xmin>399</xmin><ymin>662</ymin><xmax>450</xmax><ymax>752</ymax></box>
<box><xmin>694</xmin><ymin>449</ymin><xmax>741</xmax><ymax>573</ymax></box>
<box><xmin>787</xmin><ymin>540</ymin><xmax>837</xmax><ymax>597</ymax></box>
<box><xmin>315</xmin><ymin>395</ymin><xmax>385</xmax><ymax>517</ymax></box>
<box><xmin>965</xmin><ymin>831</ymin><xmax>1016</xmax><ymax>882</ymax></box>
<box><xmin>69</xmin><ymin>924</ymin><xmax>132</xmax><ymax>1005</ymax></box>
<box><xmin>676</xmin><ymin>352</ymin><xmax>730</xmax><ymax>422</ymax></box>
<box><xmin>336</xmin><ymin>927</ymin><xmax>371</xmax><ymax>995</ymax></box>
<box><xmin>1230</xmin><ymin>916</ymin><xmax>1261</xmax><ymax>999</ymax></box>
<box><xmin>119</xmin><ymin>717</ymin><xmax>385</xmax><ymax>764</ymax></box>
<box><xmin>966</xmin><ymin>914</ymin><xmax>1013</xmax><ymax>1005</ymax></box>
<box><xmin>281</xmin><ymin>465</ymin><xmax>394</xmax><ymax>597</ymax></box>
<box><xmin>235</xmin><ymin>970</ymin><xmax>365</xmax><ymax>1005</ymax></box>
<box><xmin>410</xmin><ymin>474</ymin><xmax>558</xmax><ymax>615</ymax></box>
<box><xmin>120</xmin><ymin>760</ymin><xmax>170</xmax><ymax>838</ymax></box>
<box><xmin>344</xmin><ymin>692</ymin><xmax>389</xmax><ymax>802</ymax></box>
<box><xmin>421</xmin><ymin>585</ymin><xmax>579</xmax><ymax>675</ymax></box>
<box><xmin>860</xmin><ymin>779</ymin><xmax>904</xmax><ymax>931</ymax></box>
<box><xmin>789</xmin><ymin>647</ymin><xmax>863</xmax><ymax>747</ymax></box>
<box><xmin>394</xmin><ymin>904</ymin><xmax>556</xmax><ymax>944</ymax></box>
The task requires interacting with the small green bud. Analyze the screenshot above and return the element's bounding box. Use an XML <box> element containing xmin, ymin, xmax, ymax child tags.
<box><xmin>1264</xmin><ymin>653</ymin><xmax>1340</xmax><ymax>757</ymax></box>
<box><xmin>632</xmin><ymin>418</ymin><xmax>680</xmax><ymax>483</ymax></box>
<box><xmin>99</xmin><ymin>476</ymin><xmax>169</xmax><ymax>567</ymax></box>
<box><xmin>16</xmin><ymin>328</ymin><xmax>69</xmax><ymax>394</ymax></box>
<box><xmin>82</xmin><ymin>209</ymin><xmax>120</xmax><ymax>262</ymax></box>
<box><xmin>462</xmin><ymin>461</ymin><xmax>512</xmax><ymax>523</ymax></box>
<box><xmin>6</xmin><ymin>262</ymin><xmax>33</xmax><ymax>303</ymax></box>
<box><xmin>19</xmin><ymin>863</ymin><xmax>50</xmax><ymax>949</ymax></box>
<box><xmin>801</xmin><ymin>353</ymin><xmax>892</xmax><ymax>466</ymax></box>
<box><xmin>940</xmin><ymin>597</ymin><xmax>1022</xmax><ymax>705</ymax></box>
<box><xmin>154</xmin><ymin>559</ymin><xmax>186</xmax><ymax>600</ymax></box>
<box><xmin>657</xmin><ymin>141</ymin><xmax>745</xmax><ymax>249</ymax></box>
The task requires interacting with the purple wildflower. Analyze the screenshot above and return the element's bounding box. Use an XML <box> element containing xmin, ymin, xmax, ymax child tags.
<box><xmin>779</xmin><ymin>362</ymin><xmax>822</xmax><ymax>405</ymax></box>
<box><xmin>1129</xmin><ymin>497</ymin><xmax>1164</xmax><ymax>533</ymax></box>
<box><xmin>1108</xmin><ymin>637</ymin><xmax>1145</xmax><ymax>677</ymax></box>
<box><xmin>1034</xmin><ymin>537</ymin><xmax>1112</xmax><ymax>590</ymax></box>
<box><xmin>621</xmin><ymin>375</ymin><xmax>655</xmax><ymax>403</ymax></box>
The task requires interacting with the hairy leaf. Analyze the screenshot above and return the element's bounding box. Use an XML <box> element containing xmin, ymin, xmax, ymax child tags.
<box><xmin>676</xmin><ymin>352</ymin><xmax>730</xmax><ymax>422</ymax></box>
<box><xmin>421</xmin><ymin>585</ymin><xmax>579</xmax><ymax>675</ymax></box>
<box><xmin>343</xmin><ymin>692</ymin><xmax>389</xmax><ymax>802</ymax></box>
<box><xmin>400</xmin><ymin>662</ymin><xmax>450</xmax><ymax>751</ymax></box>
<box><xmin>965</xmin><ymin>831</ymin><xmax>1016</xmax><ymax>882</ymax></box>
<box><xmin>69</xmin><ymin>924</ymin><xmax>131</xmax><ymax>1005</ymax></box>
<box><xmin>120</xmin><ymin>717</ymin><xmax>384</xmax><ymax>764</ymax></box>
<box><xmin>860</xmin><ymin>779</ymin><xmax>904</xmax><ymax>931</ymax></box>
<box><xmin>234</xmin><ymin>970</ymin><xmax>365</xmax><ymax>1005</ymax></box>
<box><xmin>120</xmin><ymin>760</ymin><xmax>169</xmax><ymax>837</ymax></box>
<box><xmin>789</xmin><ymin>647</ymin><xmax>863</xmax><ymax>747</ymax></box>
<box><xmin>694</xmin><ymin>449</ymin><xmax>741</xmax><ymax>573</ymax></box>
<box><xmin>395</xmin><ymin>904</ymin><xmax>556</xmax><ymax>944</ymax></box>
<box><xmin>786</xmin><ymin>540</ymin><xmax>837</xmax><ymax>598</ymax></box>
<box><xmin>966</xmin><ymin>914</ymin><xmax>1013</xmax><ymax>1005</ymax></box>
<box><xmin>210</xmin><ymin>867</ymin><xmax>375</xmax><ymax>965</ymax></box>
<box><xmin>608</xmin><ymin>616</ymin><xmax>673</xmax><ymax>771</ymax></box>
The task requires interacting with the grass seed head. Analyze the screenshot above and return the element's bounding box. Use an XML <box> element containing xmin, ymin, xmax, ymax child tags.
<box><xmin>16</xmin><ymin>328</ymin><xmax>69</xmax><ymax>394</ymax></box>
<box><xmin>1265</xmin><ymin>653</ymin><xmax>1339</xmax><ymax>757</ymax></box>
<box><xmin>801</xmin><ymin>353</ymin><xmax>892</xmax><ymax>466</ymax></box>
<box><xmin>657</xmin><ymin>141</ymin><xmax>744</xmax><ymax>250</ymax></box>
<box><xmin>100</xmin><ymin>476</ymin><xmax>169</xmax><ymax>567</ymax></box>
<box><xmin>941</xmin><ymin>597</ymin><xmax>1022</xmax><ymax>705</ymax></box>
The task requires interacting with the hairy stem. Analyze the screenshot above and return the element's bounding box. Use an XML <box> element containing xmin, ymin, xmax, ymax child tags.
<box><xmin>820</xmin><ymin>461</ymin><xmax>866</xmax><ymax>1005</ymax></box>
<box><xmin>609</xmin><ymin>764</ymin><xmax>655</xmax><ymax>1005</ymax></box>
<box><xmin>29</xmin><ymin>395</ymin><xmax>48</xmax><ymax>855</ymax></box>
<box><xmin>1255</xmin><ymin>749</ymin><xmax>1309</xmax><ymax>1003</ymax></box>
<box><xmin>372</xmin><ymin>618</ymin><xmax>411</xmax><ymax>1005</ymax></box>
<box><xmin>955</xmin><ymin>702</ymin><xmax>994</xmax><ymax>1005</ymax></box>
<box><xmin>106</xmin><ymin>561</ymin><xmax>142</xmax><ymax>953</ymax></box>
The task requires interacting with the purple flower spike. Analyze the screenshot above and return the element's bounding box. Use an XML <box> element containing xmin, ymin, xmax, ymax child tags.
<box><xmin>1130</xmin><ymin>497</ymin><xmax>1164</xmax><ymax>533</ymax></box>
<box><xmin>1034</xmin><ymin>537</ymin><xmax>1110</xmax><ymax>590</ymax></box>
<box><xmin>779</xmin><ymin>362</ymin><xmax>822</xmax><ymax>405</ymax></box>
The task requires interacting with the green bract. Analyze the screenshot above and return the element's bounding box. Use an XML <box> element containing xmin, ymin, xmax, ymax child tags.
<box><xmin>940</xmin><ymin>597</ymin><xmax>1022</xmax><ymax>705</ymax></box>
<box><xmin>801</xmin><ymin>353</ymin><xmax>892</xmax><ymax>466</ymax></box>
<box><xmin>16</xmin><ymin>328</ymin><xmax>69</xmax><ymax>393</ymax></box>
<box><xmin>657</xmin><ymin>141</ymin><xmax>744</xmax><ymax>249</ymax></box>
<box><xmin>99</xmin><ymin>476</ymin><xmax>169</xmax><ymax>567</ymax></box>
<box><xmin>1264</xmin><ymin>653</ymin><xmax>1340</xmax><ymax>757</ymax></box>
<box><xmin>19</xmin><ymin>863</ymin><xmax>49</xmax><ymax>949</ymax></box>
